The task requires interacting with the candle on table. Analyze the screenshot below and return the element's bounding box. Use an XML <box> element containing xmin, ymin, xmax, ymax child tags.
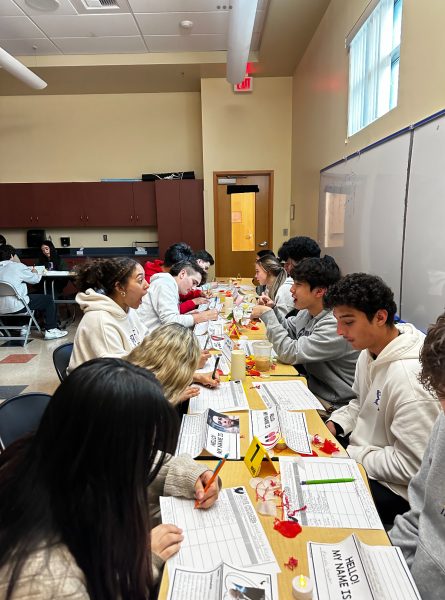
<box><xmin>292</xmin><ymin>574</ymin><xmax>313</xmax><ymax>599</ymax></box>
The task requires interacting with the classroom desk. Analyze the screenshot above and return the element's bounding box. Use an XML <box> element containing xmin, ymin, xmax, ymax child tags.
<box><xmin>42</xmin><ymin>271</ymin><xmax>77</xmax><ymax>304</ymax></box>
<box><xmin>157</xmin><ymin>461</ymin><xmax>390</xmax><ymax>600</ymax></box>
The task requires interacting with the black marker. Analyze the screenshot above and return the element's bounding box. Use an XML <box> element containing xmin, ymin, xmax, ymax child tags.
<box><xmin>212</xmin><ymin>355</ymin><xmax>221</xmax><ymax>380</ymax></box>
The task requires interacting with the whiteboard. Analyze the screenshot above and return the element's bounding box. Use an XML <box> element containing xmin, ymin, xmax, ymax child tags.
<box><xmin>318</xmin><ymin>133</ymin><xmax>411</xmax><ymax>311</ymax></box>
<box><xmin>401</xmin><ymin>115</ymin><xmax>445</xmax><ymax>332</ymax></box>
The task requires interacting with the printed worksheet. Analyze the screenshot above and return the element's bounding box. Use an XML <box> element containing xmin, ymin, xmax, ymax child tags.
<box><xmin>167</xmin><ymin>563</ymin><xmax>278</xmax><ymax>600</ymax></box>
<box><xmin>176</xmin><ymin>408</ymin><xmax>240</xmax><ymax>459</ymax></box>
<box><xmin>160</xmin><ymin>487</ymin><xmax>279</xmax><ymax>574</ymax></box>
<box><xmin>195</xmin><ymin>352</ymin><xmax>230</xmax><ymax>376</ymax></box>
<box><xmin>256</xmin><ymin>380</ymin><xmax>324</xmax><ymax>410</ymax></box>
<box><xmin>249</xmin><ymin>408</ymin><xmax>312</xmax><ymax>454</ymax></box>
<box><xmin>189</xmin><ymin>380</ymin><xmax>249</xmax><ymax>414</ymax></box>
<box><xmin>308</xmin><ymin>534</ymin><xmax>421</xmax><ymax>600</ymax></box>
<box><xmin>279</xmin><ymin>457</ymin><xmax>384</xmax><ymax>529</ymax></box>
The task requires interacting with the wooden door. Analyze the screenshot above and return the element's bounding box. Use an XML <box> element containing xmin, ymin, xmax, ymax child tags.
<box><xmin>214</xmin><ymin>172</ymin><xmax>273</xmax><ymax>277</ymax></box>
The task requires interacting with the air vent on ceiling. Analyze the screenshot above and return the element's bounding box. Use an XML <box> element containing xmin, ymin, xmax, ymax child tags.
<box><xmin>71</xmin><ymin>0</ymin><xmax>130</xmax><ymax>13</ymax></box>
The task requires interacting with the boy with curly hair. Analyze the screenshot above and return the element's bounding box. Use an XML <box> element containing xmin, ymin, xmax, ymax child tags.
<box><xmin>324</xmin><ymin>273</ymin><xmax>440</xmax><ymax>524</ymax></box>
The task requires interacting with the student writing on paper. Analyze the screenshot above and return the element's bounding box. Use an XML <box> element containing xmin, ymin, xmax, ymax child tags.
<box><xmin>254</xmin><ymin>254</ymin><xmax>295</xmax><ymax>320</ymax></box>
<box><xmin>137</xmin><ymin>260</ymin><xmax>218</xmax><ymax>334</ymax></box>
<box><xmin>251</xmin><ymin>256</ymin><xmax>359</xmax><ymax>412</ymax></box>
<box><xmin>68</xmin><ymin>258</ymin><xmax>149</xmax><ymax>373</ymax></box>
<box><xmin>0</xmin><ymin>359</ymin><xmax>220</xmax><ymax>599</ymax></box>
<box><xmin>324</xmin><ymin>274</ymin><xmax>441</xmax><ymax>524</ymax></box>
<box><xmin>127</xmin><ymin>323</ymin><xmax>219</xmax><ymax>407</ymax></box>
<box><xmin>390</xmin><ymin>312</ymin><xmax>445</xmax><ymax>598</ymax></box>
<box><xmin>35</xmin><ymin>239</ymin><xmax>69</xmax><ymax>298</ymax></box>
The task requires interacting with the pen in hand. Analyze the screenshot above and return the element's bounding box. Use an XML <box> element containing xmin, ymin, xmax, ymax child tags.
<box><xmin>195</xmin><ymin>453</ymin><xmax>228</xmax><ymax>508</ymax></box>
<box><xmin>211</xmin><ymin>355</ymin><xmax>221</xmax><ymax>380</ymax></box>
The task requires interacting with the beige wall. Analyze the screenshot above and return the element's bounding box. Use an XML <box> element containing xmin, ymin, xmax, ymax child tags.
<box><xmin>201</xmin><ymin>77</ymin><xmax>293</xmax><ymax>259</ymax></box>
<box><xmin>291</xmin><ymin>0</ymin><xmax>445</xmax><ymax>238</ymax></box>
<box><xmin>0</xmin><ymin>91</ymin><xmax>202</xmax><ymax>248</ymax></box>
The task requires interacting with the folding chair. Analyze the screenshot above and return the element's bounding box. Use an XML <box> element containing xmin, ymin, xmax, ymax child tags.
<box><xmin>53</xmin><ymin>342</ymin><xmax>73</xmax><ymax>381</ymax></box>
<box><xmin>0</xmin><ymin>392</ymin><xmax>51</xmax><ymax>450</ymax></box>
<box><xmin>0</xmin><ymin>281</ymin><xmax>42</xmax><ymax>345</ymax></box>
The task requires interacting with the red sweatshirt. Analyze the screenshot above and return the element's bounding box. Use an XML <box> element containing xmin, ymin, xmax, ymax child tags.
<box><xmin>144</xmin><ymin>260</ymin><xmax>202</xmax><ymax>313</ymax></box>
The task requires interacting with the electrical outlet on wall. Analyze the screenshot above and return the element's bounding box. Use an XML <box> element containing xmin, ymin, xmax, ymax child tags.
<box><xmin>103</xmin><ymin>234</ymin><xmax>108</xmax><ymax>241</ymax></box>
<box><xmin>283</xmin><ymin>229</ymin><xmax>288</xmax><ymax>236</ymax></box>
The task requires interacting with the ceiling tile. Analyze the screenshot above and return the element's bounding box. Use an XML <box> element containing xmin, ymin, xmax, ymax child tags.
<box><xmin>129</xmin><ymin>0</ymin><xmax>229</xmax><ymax>12</ymax></box>
<box><xmin>0</xmin><ymin>1</ymin><xmax>25</xmax><ymax>17</ymax></box>
<box><xmin>53</xmin><ymin>35</ymin><xmax>147</xmax><ymax>54</ymax></box>
<box><xmin>144</xmin><ymin>33</ymin><xmax>226</xmax><ymax>52</ymax></box>
<box><xmin>14</xmin><ymin>0</ymin><xmax>77</xmax><ymax>17</ymax></box>
<box><xmin>0</xmin><ymin>37</ymin><xmax>61</xmax><ymax>54</ymax></box>
<box><xmin>31</xmin><ymin>13</ymin><xmax>140</xmax><ymax>37</ymax></box>
<box><xmin>135</xmin><ymin>11</ymin><xmax>228</xmax><ymax>36</ymax></box>
<box><xmin>0</xmin><ymin>16</ymin><xmax>46</xmax><ymax>39</ymax></box>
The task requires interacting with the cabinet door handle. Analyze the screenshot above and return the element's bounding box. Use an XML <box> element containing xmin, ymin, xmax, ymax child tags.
<box><xmin>36</xmin><ymin>216</ymin><xmax>39</xmax><ymax>222</ymax></box>
<box><xmin>30</xmin><ymin>216</ymin><xmax>33</xmax><ymax>222</ymax></box>
<box><xmin>86</xmin><ymin>215</ymin><xmax>89</xmax><ymax>222</ymax></box>
<box><xmin>130</xmin><ymin>215</ymin><xmax>133</xmax><ymax>221</ymax></box>
<box><xmin>136</xmin><ymin>215</ymin><xmax>139</xmax><ymax>221</ymax></box>
<box><xmin>80</xmin><ymin>215</ymin><xmax>83</xmax><ymax>221</ymax></box>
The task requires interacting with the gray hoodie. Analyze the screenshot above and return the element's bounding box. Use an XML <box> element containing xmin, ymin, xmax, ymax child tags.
<box><xmin>261</xmin><ymin>308</ymin><xmax>359</xmax><ymax>405</ymax></box>
<box><xmin>390</xmin><ymin>412</ymin><xmax>445</xmax><ymax>598</ymax></box>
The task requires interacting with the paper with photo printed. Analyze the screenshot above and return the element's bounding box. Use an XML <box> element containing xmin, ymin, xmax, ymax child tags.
<box><xmin>249</xmin><ymin>408</ymin><xmax>312</xmax><ymax>454</ymax></box>
<box><xmin>176</xmin><ymin>408</ymin><xmax>240</xmax><ymax>459</ymax></box>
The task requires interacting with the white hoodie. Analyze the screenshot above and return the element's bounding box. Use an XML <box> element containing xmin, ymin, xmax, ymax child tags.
<box><xmin>330</xmin><ymin>323</ymin><xmax>441</xmax><ymax>500</ymax></box>
<box><xmin>137</xmin><ymin>272</ymin><xmax>194</xmax><ymax>334</ymax></box>
<box><xmin>68</xmin><ymin>289</ymin><xmax>147</xmax><ymax>373</ymax></box>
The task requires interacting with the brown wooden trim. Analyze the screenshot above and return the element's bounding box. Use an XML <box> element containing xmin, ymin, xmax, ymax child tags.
<box><xmin>213</xmin><ymin>170</ymin><xmax>274</xmax><ymax>273</ymax></box>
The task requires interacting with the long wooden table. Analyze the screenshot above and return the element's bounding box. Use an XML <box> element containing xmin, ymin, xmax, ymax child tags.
<box><xmin>158</xmin><ymin>282</ymin><xmax>389</xmax><ymax>598</ymax></box>
<box><xmin>157</xmin><ymin>460</ymin><xmax>390</xmax><ymax>599</ymax></box>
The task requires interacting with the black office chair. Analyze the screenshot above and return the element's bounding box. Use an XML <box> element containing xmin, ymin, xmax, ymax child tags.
<box><xmin>52</xmin><ymin>342</ymin><xmax>73</xmax><ymax>382</ymax></box>
<box><xmin>0</xmin><ymin>392</ymin><xmax>51</xmax><ymax>450</ymax></box>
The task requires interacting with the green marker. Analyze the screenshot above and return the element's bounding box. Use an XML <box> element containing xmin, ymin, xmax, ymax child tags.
<box><xmin>301</xmin><ymin>478</ymin><xmax>355</xmax><ymax>485</ymax></box>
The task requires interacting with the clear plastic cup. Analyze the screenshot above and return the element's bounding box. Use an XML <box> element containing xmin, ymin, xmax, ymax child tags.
<box><xmin>252</xmin><ymin>340</ymin><xmax>273</xmax><ymax>376</ymax></box>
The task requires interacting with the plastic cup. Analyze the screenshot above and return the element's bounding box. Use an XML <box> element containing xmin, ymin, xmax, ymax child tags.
<box><xmin>252</xmin><ymin>340</ymin><xmax>273</xmax><ymax>376</ymax></box>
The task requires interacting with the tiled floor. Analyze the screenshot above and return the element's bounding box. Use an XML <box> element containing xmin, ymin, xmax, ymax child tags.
<box><xmin>0</xmin><ymin>319</ymin><xmax>78</xmax><ymax>403</ymax></box>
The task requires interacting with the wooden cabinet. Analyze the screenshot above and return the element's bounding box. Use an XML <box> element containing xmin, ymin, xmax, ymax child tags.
<box><xmin>155</xmin><ymin>180</ymin><xmax>205</xmax><ymax>256</ymax></box>
<box><xmin>0</xmin><ymin>181</ymin><xmax>157</xmax><ymax>228</ymax></box>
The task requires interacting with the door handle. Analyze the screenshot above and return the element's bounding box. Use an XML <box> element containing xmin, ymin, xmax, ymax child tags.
<box><xmin>258</xmin><ymin>241</ymin><xmax>268</xmax><ymax>246</ymax></box>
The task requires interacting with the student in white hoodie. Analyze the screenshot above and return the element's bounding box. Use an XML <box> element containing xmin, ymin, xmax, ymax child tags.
<box><xmin>138</xmin><ymin>259</ymin><xmax>218</xmax><ymax>334</ymax></box>
<box><xmin>389</xmin><ymin>312</ymin><xmax>445</xmax><ymax>598</ymax></box>
<box><xmin>324</xmin><ymin>273</ymin><xmax>441</xmax><ymax>524</ymax></box>
<box><xmin>68</xmin><ymin>258</ymin><xmax>149</xmax><ymax>373</ymax></box>
<box><xmin>254</xmin><ymin>254</ymin><xmax>295</xmax><ymax>320</ymax></box>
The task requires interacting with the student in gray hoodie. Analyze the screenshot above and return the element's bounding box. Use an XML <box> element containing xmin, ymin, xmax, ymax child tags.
<box><xmin>251</xmin><ymin>256</ymin><xmax>359</xmax><ymax>410</ymax></box>
<box><xmin>389</xmin><ymin>311</ymin><xmax>445</xmax><ymax>598</ymax></box>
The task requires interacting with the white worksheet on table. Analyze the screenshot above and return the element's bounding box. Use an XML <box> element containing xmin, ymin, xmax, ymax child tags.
<box><xmin>160</xmin><ymin>487</ymin><xmax>280</xmax><ymax>575</ymax></box>
<box><xmin>279</xmin><ymin>456</ymin><xmax>384</xmax><ymax>530</ymax></box>
<box><xmin>255</xmin><ymin>380</ymin><xmax>324</xmax><ymax>410</ymax></box>
<box><xmin>189</xmin><ymin>380</ymin><xmax>249</xmax><ymax>414</ymax></box>
<box><xmin>249</xmin><ymin>408</ymin><xmax>312</xmax><ymax>455</ymax></box>
<box><xmin>167</xmin><ymin>563</ymin><xmax>278</xmax><ymax>600</ymax></box>
<box><xmin>308</xmin><ymin>534</ymin><xmax>421</xmax><ymax>600</ymax></box>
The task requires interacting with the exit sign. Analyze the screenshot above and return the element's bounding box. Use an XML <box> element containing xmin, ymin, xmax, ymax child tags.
<box><xmin>234</xmin><ymin>76</ymin><xmax>253</xmax><ymax>93</ymax></box>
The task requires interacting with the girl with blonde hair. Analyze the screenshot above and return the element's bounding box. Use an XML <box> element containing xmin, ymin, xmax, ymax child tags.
<box><xmin>127</xmin><ymin>323</ymin><xmax>219</xmax><ymax>405</ymax></box>
<box><xmin>254</xmin><ymin>254</ymin><xmax>295</xmax><ymax>320</ymax></box>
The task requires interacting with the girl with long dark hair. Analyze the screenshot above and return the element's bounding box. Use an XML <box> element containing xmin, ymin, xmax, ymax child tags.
<box><xmin>0</xmin><ymin>358</ymin><xmax>219</xmax><ymax>599</ymax></box>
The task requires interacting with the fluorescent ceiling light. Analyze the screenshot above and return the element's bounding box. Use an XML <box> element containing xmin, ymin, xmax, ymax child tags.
<box><xmin>0</xmin><ymin>47</ymin><xmax>47</xmax><ymax>90</ymax></box>
<box><xmin>25</xmin><ymin>0</ymin><xmax>60</xmax><ymax>10</ymax></box>
<box><xmin>227</xmin><ymin>0</ymin><xmax>258</xmax><ymax>85</ymax></box>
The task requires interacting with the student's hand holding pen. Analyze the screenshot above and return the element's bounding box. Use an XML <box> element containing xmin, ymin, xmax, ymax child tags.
<box><xmin>194</xmin><ymin>372</ymin><xmax>220</xmax><ymax>388</ymax></box>
<box><xmin>194</xmin><ymin>470</ymin><xmax>221</xmax><ymax>509</ymax></box>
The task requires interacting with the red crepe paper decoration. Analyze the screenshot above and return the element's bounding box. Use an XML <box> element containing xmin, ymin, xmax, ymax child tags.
<box><xmin>284</xmin><ymin>556</ymin><xmax>299</xmax><ymax>571</ymax></box>
<box><xmin>319</xmin><ymin>439</ymin><xmax>340</xmax><ymax>455</ymax></box>
<box><xmin>273</xmin><ymin>519</ymin><xmax>302</xmax><ymax>538</ymax></box>
<box><xmin>247</xmin><ymin>369</ymin><xmax>261</xmax><ymax>377</ymax></box>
